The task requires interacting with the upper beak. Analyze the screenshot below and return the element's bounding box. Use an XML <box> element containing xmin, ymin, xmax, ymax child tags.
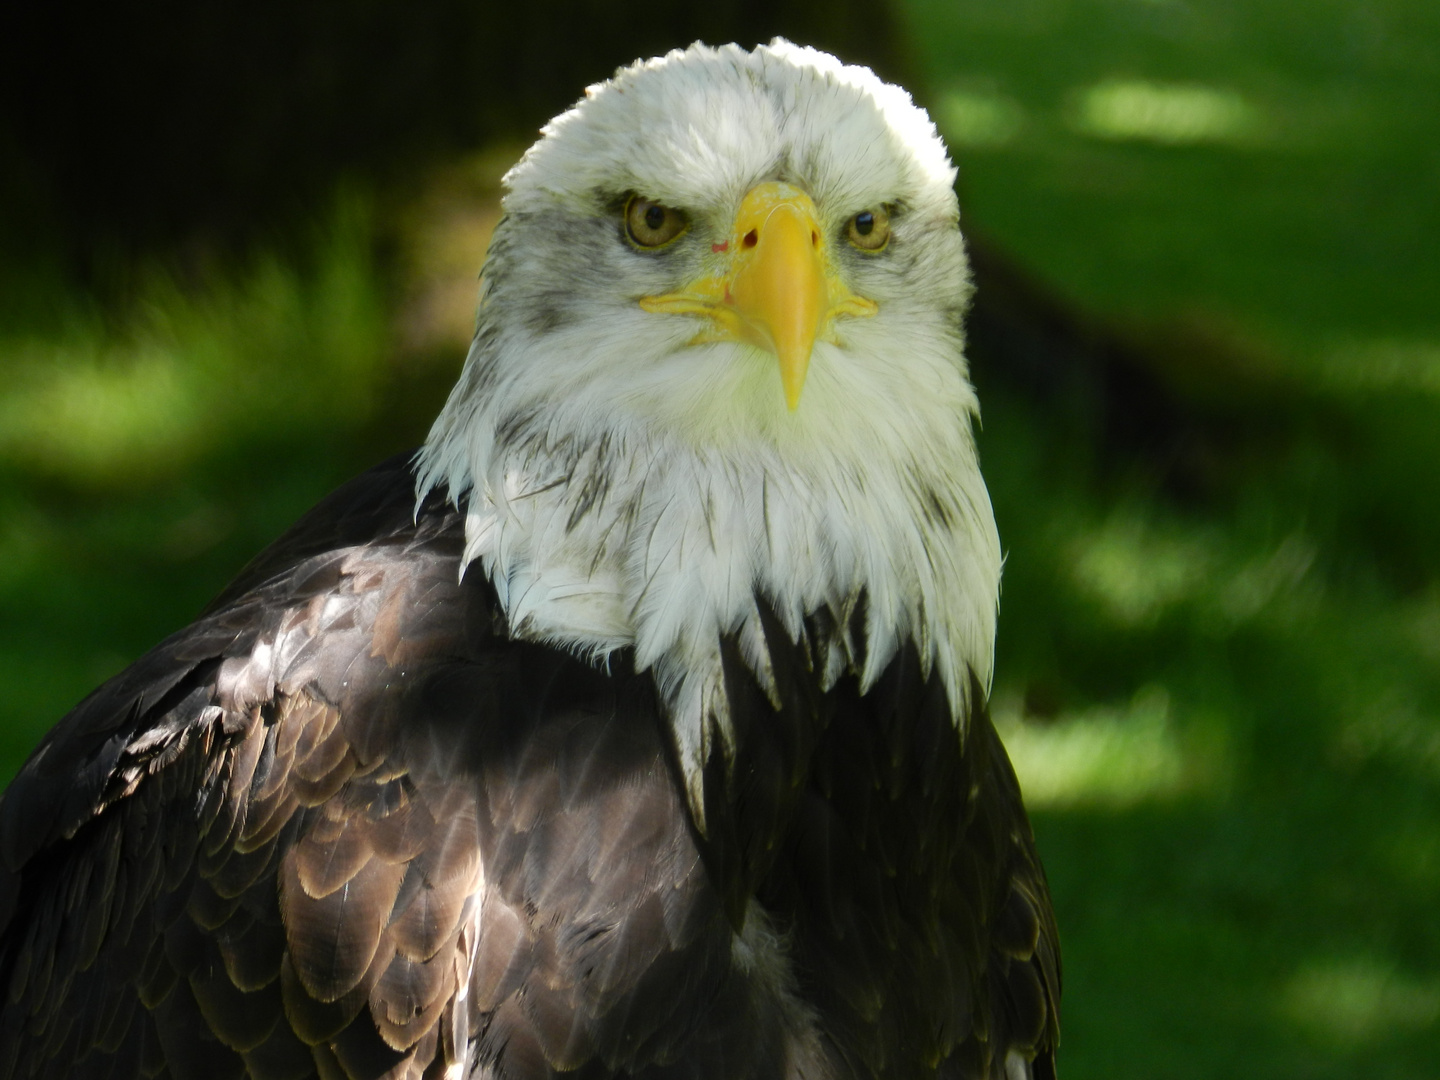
<box><xmin>640</xmin><ymin>182</ymin><xmax>877</xmax><ymax>411</ymax></box>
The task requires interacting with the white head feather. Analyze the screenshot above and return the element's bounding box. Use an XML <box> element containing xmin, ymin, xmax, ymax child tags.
<box><xmin>418</xmin><ymin>40</ymin><xmax>1001</xmax><ymax>819</ymax></box>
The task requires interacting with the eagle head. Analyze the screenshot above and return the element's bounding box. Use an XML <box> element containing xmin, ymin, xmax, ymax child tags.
<box><xmin>417</xmin><ymin>41</ymin><xmax>1001</xmax><ymax>820</ymax></box>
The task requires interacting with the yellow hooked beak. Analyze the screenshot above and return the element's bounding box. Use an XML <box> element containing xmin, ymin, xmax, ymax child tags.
<box><xmin>639</xmin><ymin>182</ymin><xmax>877</xmax><ymax>411</ymax></box>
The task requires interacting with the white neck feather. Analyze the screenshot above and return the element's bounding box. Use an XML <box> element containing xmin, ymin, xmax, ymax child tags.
<box><xmin>418</xmin><ymin>333</ymin><xmax>1001</xmax><ymax>824</ymax></box>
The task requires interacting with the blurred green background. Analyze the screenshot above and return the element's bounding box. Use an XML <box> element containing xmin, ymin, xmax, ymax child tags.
<box><xmin>2</xmin><ymin>1</ymin><xmax>1438</xmax><ymax>1076</ymax></box>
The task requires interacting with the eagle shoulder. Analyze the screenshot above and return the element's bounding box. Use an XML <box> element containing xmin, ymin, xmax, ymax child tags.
<box><xmin>0</xmin><ymin>453</ymin><xmax>493</xmax><ymax>1078</ymax></box>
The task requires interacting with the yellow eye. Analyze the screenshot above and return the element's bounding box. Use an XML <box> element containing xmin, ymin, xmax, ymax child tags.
<box><xmin>625</xmin><ymin>195</ymin><xmax>688</xmax><ymax>248</ymax></box>
<box><xmin>846</xmin><ymin>206</ymin><xmax>891</xmax><ymax>252</ymax></box>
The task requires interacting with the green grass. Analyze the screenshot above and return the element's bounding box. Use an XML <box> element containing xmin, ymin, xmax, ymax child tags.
<box><xmin>901</xmin><ymin>1</ymin><xmax>1440</xmax><ymax>1075</ymax></box>
<box><xmin>0</xmin><ymin>6</ymin><xmax>1437</xmax><ymax>1076</ymax></box>
<box><xmin>0</xmin><ymin>195</ymin><xmax>437</xmax><ymax>770</ymax></box>
<box><xmin>907</xmin><ymin>0</ymin><xmax>1440</xmax><ymax>351</ymax></box>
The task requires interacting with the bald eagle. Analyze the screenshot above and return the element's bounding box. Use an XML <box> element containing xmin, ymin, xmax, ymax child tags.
<box><xmin>0</xmin><ymin>41</ymin><xmax>1059</xmax><ymax>1080</ymax></box>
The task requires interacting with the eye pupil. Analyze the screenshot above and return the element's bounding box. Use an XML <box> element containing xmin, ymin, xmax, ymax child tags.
<box><xmin>855</xmin><ymin>212</ymin><xmax>874</xmax><ymax>236</ymax></box>
<box><xmin>645</xmin><ymin>205</ymin><xmax>666</xmax><ymax>230</ymax></box>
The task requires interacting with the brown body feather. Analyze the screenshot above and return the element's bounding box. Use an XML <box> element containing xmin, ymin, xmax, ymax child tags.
<box><xmin>0</xmin><ymin>453</ymin><xmax>1058</xmax><ymax>1080</ymax></box>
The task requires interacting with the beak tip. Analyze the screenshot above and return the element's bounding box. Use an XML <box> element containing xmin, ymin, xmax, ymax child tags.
<box><xmin>780</xmin><ymin>356</ymin><xmax>809</xmax><ymax>412</ymax></box>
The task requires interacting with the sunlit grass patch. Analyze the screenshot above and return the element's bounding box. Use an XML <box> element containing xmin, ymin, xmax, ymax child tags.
<box><xmin>0</xmin><ymin>197</ymin><xmax>389</xmax><ymax>486</ymax></box>
<box><xmin>996</xmin><ymin>685</ymin><xmax>1227</xmax><ymax>808</ymax></box>
<box><xmin>1283</xmin><ymin>958</ymin><xmax>1440</xmax><ymax>1044</ymax></box>
<box><xmin>1070</xmin><ymin>79</ymin><xmax>1261</xmax><ymax>145</ymax></box>
<box><xmin>936</xmin><ymin>89</ymin><xmax>1025</xmax><ymax>148</ymax></box>
<box><xmin>1321</xmin><ymin>338</ymin><xmax>1440</xmax><ymax>396</ymax></box>
<box><xmin>1065</xmin><ymin>511</ymin><xmax>1216</xmax><ymax>626</ymax></box>
<box><xmin>0</xmin><ymin>346</ymin><xmax>206</xmax><ymax>483</ymax></box>
<box><xmin>1061</xmin><ymin>507</ymin><xmax>1318</xmax><ymax>630</ymax></box>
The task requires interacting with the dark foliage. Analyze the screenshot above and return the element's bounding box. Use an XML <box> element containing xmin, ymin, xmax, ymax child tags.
<box><xmin>0</xmin><ymin>0</ymin><xmax>907</xmax><ymax>263</ymax></box>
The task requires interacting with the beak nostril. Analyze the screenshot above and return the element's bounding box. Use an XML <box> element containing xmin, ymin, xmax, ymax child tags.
<box><xmin>743</xmin><ymin>230</ymin><xmax>758</xmax><ymax>248</ymax></box>
<box><xmin>811</xmin><ymin>231</ymin><xmax>818</xmax><ymax>247</ymax></box>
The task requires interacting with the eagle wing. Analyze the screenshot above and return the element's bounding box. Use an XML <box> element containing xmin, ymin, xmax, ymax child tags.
<box><xmin>0</xmin><ymin>455</ymin><xmax>482</xmax><ymax>1078</ymax></box>
<box><xmin>0</xmin><ymin>456</ymin><xmax>727</xmax><ymax>1080</ymax></box>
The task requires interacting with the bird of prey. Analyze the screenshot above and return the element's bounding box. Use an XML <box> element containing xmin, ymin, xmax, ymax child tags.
<box><xmin>0</xmin><ymin>40</ymin><xmax>1059</xmax><ymax>1080</ymax></box>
